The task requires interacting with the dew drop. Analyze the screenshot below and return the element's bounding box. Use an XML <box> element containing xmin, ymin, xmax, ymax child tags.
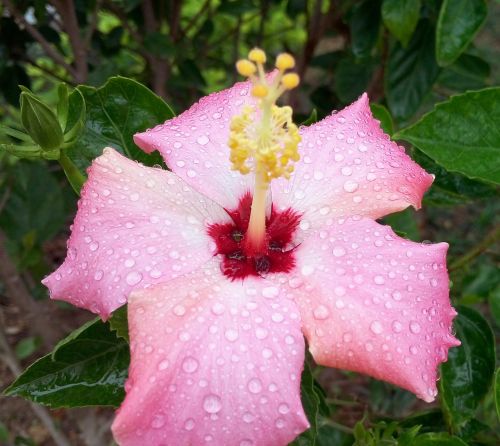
<box><xmin>203</xmin><ymin>394</ymin><xmax>222</xmax><ymax>414</ymax></box>
<box><xmin>126</xmin><ymin>271</ymin><xmax>143</xmax><ymax>286</ymax></box>
<box><xmin>184</xmin><ymin>418</ymin><xmax>195</xmax><ymax>431</ymax></box>
<box><xmin>151</xmin><ymin>413</ymin><xmax>165</xmax><ymax>429</ymax></box>
<box><xmin>224</xmin><ymin>329</ymin><xmax>239</xmax><ymax>342</ymax></box>
<box><xmin>182</xmin><ymin>356</ymin><xmax>199</xmax><ymax>373</ymax></box>
<box><xmin>313</xmin><ymin>305</ymin><xmax>330</xmax><ymax>320</ymax></box>
<box><xmin>343</xmin><ymin>180</ymin><xmax>359</xmax><ymax>193</ymax></box>
<box><xmin>278</xmin><ymin>403</ymin><xmax>290</xmax><ymax>414</ymax></box>
<box><xmin>247</xmin><ymin>378</ymin><xmax>263</xmax><ymax>394</ymax></box>
<box><xmin>370</xmin><ymin>321</ymin><xmax>383</xmax><ymax>334</ymax></box>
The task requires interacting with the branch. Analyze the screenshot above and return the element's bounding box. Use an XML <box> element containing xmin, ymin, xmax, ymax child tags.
<box><xmin>0</xmin><ymin>308</ymin><xmax>72</xmax><ymax>446</ymax></box>
<box><xmin>0</xmin><ymin>230</ymin><xmax>62</xmax><ymax>348</ymax></box>
<box><xmin>449</xmin><ymin>224</ymin><xmax>500</xmax><ymax>271</ymax></box>
<box><xmin>3</xmin><ymin>0</ymin><xmax>76</xmax><ymax>78</ymax></box>
<box><xmin>52</xmin><ymin>0</ymin><xmax>89</xmax><ymax>83</ymax></box>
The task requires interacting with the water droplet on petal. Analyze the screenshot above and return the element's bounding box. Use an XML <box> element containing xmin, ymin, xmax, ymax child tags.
<box><xmin>370</xmin><ymin>321</ymin><xmax>383</xmax><ymax>334</ymax></box>
<box><xmin>203</xmin><ymin>394</ymin><xmax>222</xmax><ymax>414</ymax></box>
<box><xmin>151</xmin><ymin>413</ymin><xmax>165</xmax><ymax>429</ymax></box>
<box><xmin>343</xmin><ymin>180</ymin><xmax>358</xmax><ymax>193</ymax></box>
<box><xmin>225</xmin><ymin>329</ymin><xmax>239</xmax><ymax>342</ymax></box>
<box><xmin>278</xmin><ymin>403</ymin><xmax>290</xmax><ymax>414</ymax></box>
<box><xmin>126</xmin><ymin>271</ymin><xmax>143</xmax><ymax>286</ymax></box>
<box><xmin>247</xmin><ymin>378</ymin><xmax>262</xmax><ymax>394</ymax></box>
<box><xmin>182</xmin><ymin>356</ymin><xmax>199</xmax><ymax>373</ymax></box>
<box><xmin>313</xmin><ymin>305</ymin><xmax>330</xmax><ymax>320</ymax></box>
<box><xmin>184</xmin><ymin>418</ymin><xmax>195</xmax><ymax>431</ymax></box>
<box><xmin>409</xmin><ymin>321</ymin><xmax>421</xmax><ymax>334</ymax></box>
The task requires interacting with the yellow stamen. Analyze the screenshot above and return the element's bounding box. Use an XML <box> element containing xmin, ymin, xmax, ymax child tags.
<box><xmin>281</xmin><ymin>73</ymin><xmax>300</xmax><ymax>89</ymax></box>
<box><xmin>229</xmin><ymin>49</ymin><xmax>301</xmax><ymax>253</ymax></box>
<box><xmin>248</xmin><ymin>48</ymin><xmax>266</xmax><ymax>64</ymax></box>
<box><xmin>236</xmin><ymin>59</ymin><xmax>257</xmax><ymax>77</ymax></box>
<box><xmin>251</xmin><ymin>84</ymin><xmax>269</xmax><ymax>98</ymax></box>
<box><xmin>275</xmin><ymin>53</ymin><xmax>295</xmax><ymax>71</ymax></box>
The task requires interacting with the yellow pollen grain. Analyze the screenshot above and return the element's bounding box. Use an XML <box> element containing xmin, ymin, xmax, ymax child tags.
<box><xmin>251</xmin><ymin>84</ymin><xmax>268</xmax><ymax>98</ymax></box>
<box><xmin>281</xmin><ymin>73</ymin><xmax>300</xmax><ymax>89</ymax></box>
<box><xmin>248</xmin><ymin>48</ymin><xmax>266</xmax><ymax>64</ymax></box>
<box><xmin>276</xmin><ymin>53</ymin><xmax>295</xmax><ymax>71</ymax></box>
<box><xmin>236</xmin><ymin>59</ymin><xmax>256</xmax><ymax>77</ymax></box>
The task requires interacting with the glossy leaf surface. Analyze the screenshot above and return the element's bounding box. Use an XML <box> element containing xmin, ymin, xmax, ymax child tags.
<box><xmin>5</xmin><ymin>320</ymin><xmax>129</xmax><ymax>408</ymax></box>
<box><xmin>385</xmin><ymin>20</ymin><xmax>440</xmax><ymax>120</ymax></box>
<box><xmin>436</xmin><ymin>0</ymin><xmax>487</xmax><ymax>66</ymax></box>
<box><xmin>396</xmin><ymin>88</ymin><xmax>500</xmax><ymax>184</ymax></box>
<box><xmin>439</xmin><ymin>306</ymin><xmax>495</xmax><ymax>427</ymax></box>
<box><xmin>382</xmin><ymin>0</ymin><xmax>421</xmax><ymax>47</ymax></box>
<box><xmin>67</xmin><ymin>76</ymin><xmax>174</xmax><ymax>171</ymax></box>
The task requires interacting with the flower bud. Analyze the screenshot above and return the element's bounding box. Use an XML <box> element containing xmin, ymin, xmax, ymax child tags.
<box><xmin>21</xmin><ymin>92</ymin><xmax>64</xmax><ymax>151</ymax></box>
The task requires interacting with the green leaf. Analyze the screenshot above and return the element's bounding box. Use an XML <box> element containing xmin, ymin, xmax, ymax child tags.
<box><xmin>411</xmin><ymin>432</ymin><xmax>468</xmax><ymax>446</ymax></box>
<box><xmin>63</xmin><ymin>88</ymin><xmax>86</xmax><ymax>143</ymax></box>
<box><xmin>495</xmin><ymin>368</ymin><xmax>500</xmax><ymax>421</ymax></box>
<box><xmin>395</xmin><ymin>88</ymin><xmax>500</xmax><ymax>185</ymax></box>
<box><xmin>411</xmin><ymin>150</ymin><xmax>498</xmax><ymax>206</ymax></box>
<box><xmin>349</xmin><ymin>0</ymin><xmax>382</xmax><ymax>58</ymax></box>
<box><xmin>382</xmin><ymin>0</ymin><xmax>421</xmax><ymax>47</ymax></box>
<box><xmin>439</xmin><ymin>53</ymin><xmax>491</xmax><ymax>92</ymax></box>
<box><xmin>334</xmin><ymin>56</ymin><xmax>377</xmax><ymax>104</ymax></box>
<box><xmin>15</xmin><ymin>337</ymin><xmax>40</xmax><ymax>360</ymax></box>
<box><xmin>370</xmin><ymin>103</ymin><xmax>394</xmax><ymax>135</ymax></box>
<box><xmin>4</xmin><ymin>319</ymin><xmax>129</xmax><ymax>408</ymax></box>
<box><xmin>439</xmin><ymin>306</ymin><xmax>495</xmax><ymax>429</ymax></box>
<box><xmin>436</xmin><ymin>0</ymin><xmax>488</xmax><ymax>66</ymax></box>
<box><xmin>385</xmin><ymin>20</ymin><xmax>440</xmax><ymax>121</ymax></box>
<box><xmin>0</xmin><ymin>422</ymin><xmax>8</xmax><ymax>443</ymax></box>
<box><xmin>291</xmin><ymin>361</ymin><xmax>328</xmax><ymax>445</ymax></box>
<box><xmin>109</xmin><ymin>305</ymin><xmax>129</xmax><ymax>342</ymax></box>
<box><xmin>67</xmin><ymin>76</ymin><xmax>174</xmax><ymax>172</ymax></box>
<box><xmin>0</xmin><ymin>161</ymin><xmax>65</xmax><ymax>246</ymax></box>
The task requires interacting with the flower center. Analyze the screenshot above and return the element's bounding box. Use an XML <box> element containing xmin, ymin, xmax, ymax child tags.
<box><xmin>229</xmin><ymin>48</ymin><xmax>301</xmax><ymax>256</ymax></box>
<box><xmin>208</xmin><ymin>193</ymin><xmax>300</xmax><ymax>280</ymax></box>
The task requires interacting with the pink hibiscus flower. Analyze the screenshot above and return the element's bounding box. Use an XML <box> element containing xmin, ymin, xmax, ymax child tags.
<box><xmin>43</xmin><ymin>50</ymin><xmax>459</xmax><ymax>446</ymax></box>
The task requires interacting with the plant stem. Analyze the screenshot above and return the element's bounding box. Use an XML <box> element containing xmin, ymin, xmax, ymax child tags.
<box><xmin>59</xmin><ymin>151</ymin><xmax>86</xmax><ymax>195</ymax></box>
<box><xmin>449</xmin><ymin>224</ymin><xmax>500</xmax><ymax>271</ymax></box>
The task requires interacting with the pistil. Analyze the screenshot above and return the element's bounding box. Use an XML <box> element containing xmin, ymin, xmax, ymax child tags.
<box><xmin>229</xmin><ymin>48</ymin><xmax>301</xmax><ymax>255</ymax></box>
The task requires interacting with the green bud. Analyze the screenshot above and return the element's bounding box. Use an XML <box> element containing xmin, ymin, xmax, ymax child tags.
<box><xmin>20</xmin><ymin>92</ymin><xmax>64</xmax><ymax>151</ymax></box>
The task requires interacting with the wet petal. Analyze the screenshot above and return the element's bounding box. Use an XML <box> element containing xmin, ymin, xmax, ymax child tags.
<box><xmin>42</xmin><ymin>148</ymin><xmax>230</xmax><ymax>319</ymax></box>
<box><xmin>272</xmin><ymin>94</ymin><xmax>433</xmax><ymax>229</ymax></box>
<box><xmin>112</xmin><ymin>260</ymin><xmax>308</xmax><ymax>446</ymax></box>
<box><xmin>284</xmin><ymin>217</ymin><xmax>459</xmax><ymax>402</ymax></box>
<box><xmin>134</xmin><ymin>80</ymin><xmax>257</xmax><ymax>209</ymax></box>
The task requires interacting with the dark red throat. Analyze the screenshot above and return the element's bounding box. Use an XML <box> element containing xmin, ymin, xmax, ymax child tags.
<box><xmin>208</xmin><ymin>192</ymin><xmax>301</xmax><ymax>280</ymax></box>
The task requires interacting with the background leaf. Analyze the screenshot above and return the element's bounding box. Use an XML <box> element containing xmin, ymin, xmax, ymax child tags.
<box><xmin>396</xmin><ymin>88</ymin><xmax>500</xmax><ymax>184</ymax></box>
<box><xmin>382</xmin><ymin>0</ymin><xmax>421</xmax><ymax>47</ymax></box>
<box><xmin>385</xmin><ymin>20</ymin><xmax>440</xmax><ymax>121</ymax></box>
<box><xmin>67</xmin><ymin>76</ymin><xmax>174</xmax><ymax>172</ymax></box>
<box><xmin>4</xmin><ymin>320</ymin><xmax>129</xmax><ymax>408</ymax></box>
<box><xmin>436</xmin><ymin>0</ymin><xmax>488</xmax><ymax>66</ymax></box>
<box><xmin>439</xmin><ymin>306</ymin><xmax>495</xmax><ymax>429</ymax></box>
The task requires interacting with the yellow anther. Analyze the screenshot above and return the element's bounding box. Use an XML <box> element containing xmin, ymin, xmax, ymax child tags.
<box><xmin>236</xmin><ymin>59</ymin><xmax>257</xmax><ymax>77</ymax></box>
<box><xmin>281</xmin><ymin>73</ymin><xmax>300</xmax><ymax>90</ymax></box>
<box><xmin>248</xmin><ymin>48</ymin><xmax>266</xmax><ymax>64</ymax></box>
<box><xmin>251</xmin><ymin>84</ymin><xmax>269</xmax><ymax>98</ymax></box>
<box><xmin>275</xmin><ymin>53</ymin><xmax>295</xmax><ymax>71</ymax></box>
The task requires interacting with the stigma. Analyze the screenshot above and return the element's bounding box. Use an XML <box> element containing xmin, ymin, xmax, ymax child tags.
<box><xmin>229</xmin><ymin>48</ymin><xmax>301</xmax><ymax>255</ymax></box>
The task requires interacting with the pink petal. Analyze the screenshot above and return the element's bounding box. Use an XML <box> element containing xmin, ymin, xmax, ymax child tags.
<box><xmin>42</xmin><ymin>148</ymin><xmax>230</xmax><ymax>319</ymax></box>
<box><xmin>285</xmin><ymin>217</ymin><xmax>459</xmax><ymax>402</ymax></box>
<box><xmin>134</xmin><ymin>80</ymin><xmax>258</xmax><ymax>209</ymax></box>
<box><xmin>272</xmin><ymin>94</ymin><xmax>434</xmax><ymax>229</ymax></box>
<box><xmin>112</xmin><ymin>260</ymin><xmax>309</xmax><ymax>446</ymax></box>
